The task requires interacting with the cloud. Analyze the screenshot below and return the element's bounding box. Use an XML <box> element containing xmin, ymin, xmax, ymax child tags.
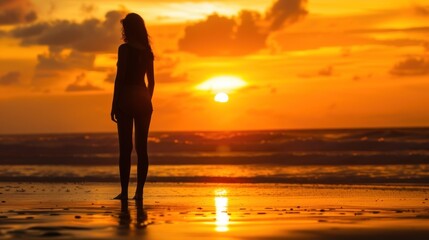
<box><xmin>178</xmin><ymin>0</ymin><xmax>307</xmax><ymax>56</ymax></box>
<box><xmin>36</xmin><ymin>49</ymin><xmax>96</xmax><ymax>71</ymax></box>
<box><xmin>0</xmin><ymin>71</ymin><xmax>20</xmax><ymax>85</ymax></box>
<box><xmin>65</xmin><ymin>73</ymin><xmax>103</xmax><ymax>92</ymax></box>
<box><xmin>155</xmin><ymin>56</ymin><xmax>188</xmax><ymax>83</ymax></box>
<box><xmin>0</xmin><ymin>0</ymin><xmax>37</xmax><ymax>25</ymax></box>
<box><xmin>270</xmin><ymin>6</ymin><xmax>429</xmax><ymax>52</ymax></box>
<box><xmin>32</xmin><ymin>49</ymin><xmax>98</xmax><ymax>84</ymax></box>
<box><xmin>10</xmin><ymin>10</ymin><xmax>125</xmax><ymax>85</ymax></box>
<box><xmin>266</xmin><ymin>0</ymin><xmax>307</xmax><ymax>31</ymax></box>
<box><xmin>390</xmin><ymin>57</ymin><xmax>429</xmax><ymax>76</ymax></box>
<box><xmin>11</xmin><ymin>10</ymin><xmax>125</xmax><ymax>53</ymax></box>
<box><xmin>178</xmin><ymin>14</ymin><xmax>236</xmax><ymax>56</ymax></box>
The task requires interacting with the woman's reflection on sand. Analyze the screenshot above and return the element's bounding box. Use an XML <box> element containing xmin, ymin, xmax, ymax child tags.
<box><xmin>135</xmin><ymin>199</ymin><xmax>148</xmax><ymax>229</ymax></box>
<box><xmin>117</xmin><ymin>199</ymin><xmax>148</xmax><ymax>236</ymax></box>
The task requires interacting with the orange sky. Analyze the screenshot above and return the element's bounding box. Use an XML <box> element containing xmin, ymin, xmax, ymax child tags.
<box><xmin>0</xmin><ymin>0</ymin><xmax>428</xmax><ymax>134</ymax></box>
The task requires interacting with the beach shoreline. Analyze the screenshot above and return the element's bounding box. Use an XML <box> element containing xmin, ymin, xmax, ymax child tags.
<box><xmin>1</xmin><ymin>182</ymin><xmax>428</xmax><ymax>239</ymax></box>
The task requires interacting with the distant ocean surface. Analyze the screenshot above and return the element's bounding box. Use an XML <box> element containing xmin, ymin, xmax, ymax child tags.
<box><xmin>1</xmin><ymin>128</ymin><xmax>429</xmax><ymax>184</ymax></box>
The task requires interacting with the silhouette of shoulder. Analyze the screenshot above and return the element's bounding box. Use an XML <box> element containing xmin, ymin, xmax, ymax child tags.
<box><xmin>118</xmin><ymin>43</ymin><xmax>129</xmax><ymax>55</ymax></box>
<box><xmin>119</xmin><ymin>43</ymin><xmax>128</xmax><ymax>49</ymax></box>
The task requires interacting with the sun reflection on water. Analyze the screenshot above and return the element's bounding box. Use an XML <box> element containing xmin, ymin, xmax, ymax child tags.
<box><xmin>214</xmin><ymin>189</ymin><xmax>229</xmax><ymax>232</ymax></box>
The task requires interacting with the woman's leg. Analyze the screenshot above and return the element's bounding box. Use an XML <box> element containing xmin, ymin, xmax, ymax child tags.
<box><xmin>115</xmin><ymin>111</ymin><xmax>134</xmax><ymax>199</ymax></box>
<box><xmin>133</xmin><ymin>110</ymin><xmax>152</xmax><ymax>199</ymax></box>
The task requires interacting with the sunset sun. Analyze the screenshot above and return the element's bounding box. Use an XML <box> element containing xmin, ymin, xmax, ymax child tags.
<box><xmin>214</xmin><ymin>92</ymin><xmax>229</xmax><ymax>103</ymax></box>
<box><xmin>196</xmin><ymin>75</ymin><xmax>246</xmax><ymax>102</ymax></box>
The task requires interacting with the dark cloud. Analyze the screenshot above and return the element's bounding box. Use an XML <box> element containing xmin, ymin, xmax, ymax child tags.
<box><xmin>266</xmin><ymin>0</ymin><xmax>307</xmax><ymax>30</ymax></box>
<box><xmin>0</xmin><ymin>0</ymin><xmax>37</xmax><ymax>25</ymax></box>
<box><xmin>11</xmin><ymin>22</ymin><xmax>47</xmax><ymax>39</ymax></box>
<box><xmin>10</xmin><ymin>10</ymin><xmax>124</xmax><ymax>84</ymax></box>
<box><xmin>36</xmin><ymin>49</ymin><xmax>96</xmax><ymax>71</ymax></box>
<box><xmin>65</xmin><ymin>73</ymin><xmax>103</xmax><ymax>92</ymax></box>
<box><xmin>11</xmin><ymin>10</ymin><xmax>125</xmax><ymax>53</ymax></box>
<box><xmin>178</xmin><ymin>0</ymin><xmax>307</xmax><ymax>56</ymax></box>
<box><xmin>0</xmin><ymin>71</ymin><xmax>20</xmax><ymax>85</ymax></box>
<box><xmin>33</xmin><ymin>49</ymin><xmax>97</xmax><ymax>84</ymax></box>
<box><xmin>233</xmin><ymin>11</ymin><xmax>267</xmax><ymax>55</ymax></box>
<box><xmin>390</xmin><ymin>57</ymin><xmax>429</xmax><ymax>76</ymax></box>
<box><xmin>178</xmin><ymin>14</ymin><xmax>236</xmax><ymax>56</ymax></box>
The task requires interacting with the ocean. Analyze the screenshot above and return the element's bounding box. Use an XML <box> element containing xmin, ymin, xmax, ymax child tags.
<box><xmin>1</xmin><ymin>128</ymin><xmax>428</xmax><ymax>184</ymax></box>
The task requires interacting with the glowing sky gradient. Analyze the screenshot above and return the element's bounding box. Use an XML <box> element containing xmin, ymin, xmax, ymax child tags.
<box><xmin>0</xmin><ymin>0</ymin><xmax>428</xmax><ymax>133</ymax></box>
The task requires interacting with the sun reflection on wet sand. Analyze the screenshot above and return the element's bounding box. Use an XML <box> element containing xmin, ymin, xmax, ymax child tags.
<box><xmin>214</xmin><ymin>189</ymin><xmax>229</xmax><ymax>232</ymax></box>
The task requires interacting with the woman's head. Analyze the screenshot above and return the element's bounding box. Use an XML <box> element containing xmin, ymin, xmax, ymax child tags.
<box><xmin>121</xmin><ymin>13</ymin><xmax>152</xmax><ymax>51</ymax></box>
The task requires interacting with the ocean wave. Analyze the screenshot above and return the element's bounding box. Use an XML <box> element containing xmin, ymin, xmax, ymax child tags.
<box><xmin>1</xmin><ymin>128</ymin><xmax>429</xmax><ymax>165</ymax></box>
<box><xmin>1</xmin><ymin>164</ymin><xmax>428</xmax><ymax>184</ymax></box>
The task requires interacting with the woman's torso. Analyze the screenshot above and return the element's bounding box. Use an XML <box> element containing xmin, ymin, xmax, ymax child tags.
<box><xmin>117</xmin><ymin>43</ymin><xmax>153</xmax><ymax>115</ymax></box>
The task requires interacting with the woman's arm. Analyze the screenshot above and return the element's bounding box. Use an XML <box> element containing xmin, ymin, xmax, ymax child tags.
<box><xmin>147</xmin><ymin>55</ymin><xmax>155</xmax><ymax>99</ymax></box>
<box><xmin>111</xmin><ymin>44</ymin><xmax>128</xmax><ymax>122</ymax></box>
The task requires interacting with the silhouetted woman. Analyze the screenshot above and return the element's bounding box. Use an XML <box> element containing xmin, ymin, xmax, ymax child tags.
<box><xmin>111</xmin><ymin>13</ymin><xmax>154</xmax><ymax>200</ymax></box>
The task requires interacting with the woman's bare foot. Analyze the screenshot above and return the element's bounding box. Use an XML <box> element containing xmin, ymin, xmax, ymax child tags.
<box><xmin>132</xmin><ymin>189</ymin><xmax>143</xmax><ymax>200</ymax></box>
<box><xmin>113</xmin><ymin>193</ymin><xmax>128</xmax><ymax>200</ymax></box>
<box><xmin>132</xmin><ymin>193</ymin><xmax>143</xmax><ymax>200</ymax></box>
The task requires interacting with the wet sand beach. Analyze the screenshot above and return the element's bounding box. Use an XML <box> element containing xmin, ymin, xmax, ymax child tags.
<box><xmin>1</xmin><ymin>182</ymin><xmax>428</xmax><ymax>239</ymax></box>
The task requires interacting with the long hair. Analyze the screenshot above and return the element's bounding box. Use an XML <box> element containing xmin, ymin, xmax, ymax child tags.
<box><xmin>121</xmin><ymin>13</ymin><xmax>153</xmax><ymax>55</ymax></box>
